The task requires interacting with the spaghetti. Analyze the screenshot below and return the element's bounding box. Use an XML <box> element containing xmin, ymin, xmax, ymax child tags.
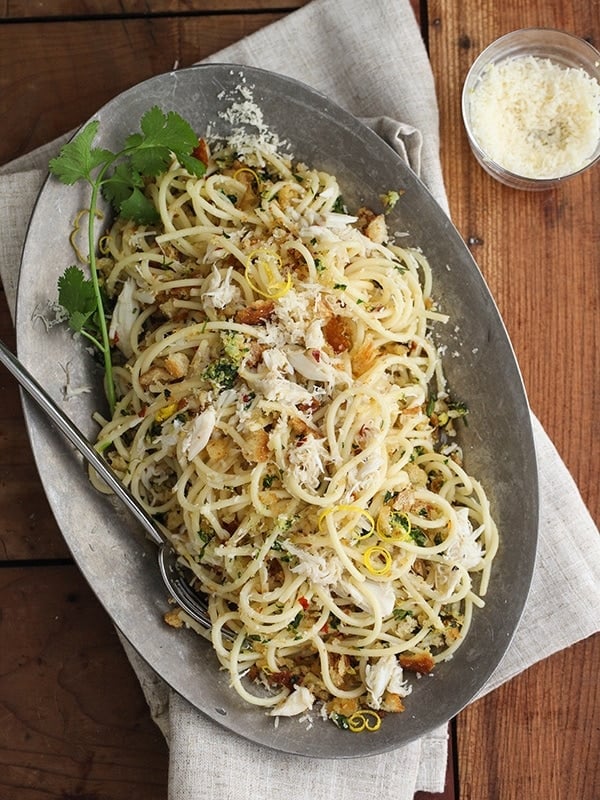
<box><xmin>92</xmin><ymin>137</ymin><xmax>498</xmax><ymax>725</ymax></box>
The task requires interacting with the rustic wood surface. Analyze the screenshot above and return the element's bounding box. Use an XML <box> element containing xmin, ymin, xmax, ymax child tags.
<box><xmin>428</xmin><ymin>2</ymin><xmax>600</xmax><ymax>798</ymax></box>
<box><xmin>0</xmin><ymin>1</ymin><xmax>598</xmax><ymax>799</ymax></box>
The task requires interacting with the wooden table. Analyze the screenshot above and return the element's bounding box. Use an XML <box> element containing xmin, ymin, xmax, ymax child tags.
<box><xmin>1</xmin><ymin>2</ymin><xmax>598</xmax><ymax>798</ymax></box>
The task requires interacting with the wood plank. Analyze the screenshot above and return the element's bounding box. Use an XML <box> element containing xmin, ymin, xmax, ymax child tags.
<box><xmin>1</xmin><ymin>0</ymin><xmax>308</xmax><ymax>17</ymax></box>
<box><xmin>0</xmin><ymin>564</ymin><xmax>169</xmax><ymax>799</ymax></box>
<box><xmin>428</xmin><ymin>1</ymin><xmax>600</xmax><ymax>798</ymax></box>
<box><xmin>0</xmin><ymin>13</ymin><xmax>285</xmax><ymax>165</ymax></box>
<box><xmin>0</xmin><ymin>286</ymin><xmax>68</xmax><ymax>561</ymax></box>
<box><xmin>456</xmin><ymin>636</ymin><xmax>600</xmax><ymax>800</ymax></box>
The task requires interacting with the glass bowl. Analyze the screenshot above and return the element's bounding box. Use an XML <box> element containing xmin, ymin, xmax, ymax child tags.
<box><xmin>461</xmin><ymin>28</ymin><xmax>600</xmax><ymax>190</ymax></box>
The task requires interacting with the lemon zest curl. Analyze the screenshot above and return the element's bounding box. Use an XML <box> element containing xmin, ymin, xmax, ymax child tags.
<box><xmin>347</xmin><ymin>710</ymin><xmax>382</xmax><ymax>733</ymax></box>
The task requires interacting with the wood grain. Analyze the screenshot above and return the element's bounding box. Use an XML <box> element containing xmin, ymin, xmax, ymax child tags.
<box><xmin>0</xmin><ymin>13</ymin><xmax>285</xmax><ymax>164</ymax></box>
<box><xmin>0</xmin><ymin>565</ymin><xmax>169</xmax><ymax>799</ymax></box>
<box><xmin>428</xmin><ymin>1</ymin><xmax>600</xmax><ymax>798</ymax></box>
<box><xmin>0</xmin><ymin>287</ymin><xmax>67</xmax><ymax>560</ymax></box>
<box><xmin>0</xmin><ymin>0</ymin><xmax>309</xmax><ymax>16</ymax></box>
<box><xmin>457</xmin><ymin>636</ymin><xmax>600</xmax><ymax>800</ymax></box>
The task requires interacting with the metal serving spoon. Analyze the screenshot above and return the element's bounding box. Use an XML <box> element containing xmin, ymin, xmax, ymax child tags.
<box><xmin>0</xmin><ymin>337</ymin><xmax>216</xmax><ymax>633</ymax></box>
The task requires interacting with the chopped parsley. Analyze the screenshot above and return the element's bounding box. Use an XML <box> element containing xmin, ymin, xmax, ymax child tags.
<box><xmin>332</xmin><ymin>195</ymin><xmax>346</xmax><ymax>213</ymax></box>
<box><xmin>380</xmin><ymin>189</ymin><xmax>402</xmax><ymax>212</ymax></box>
<box><xmin>202</xmin><ymin>331</ymin><xmax>247</xmax><ymax>391</ymax></box>
<box><xmin>288</xmin><ymin>611</ymin><xmax>303</xmax><ymax>629</ymax></box>
<box><xmin>202</xmin><ymin>360</ymin><xmax>239</xmax><ymax>392</ymax></box>
<box><xmin>393</xmin><ymin>608</ymin><xmax>413</xmax><ymax>621</ymax></box>
<box><xmin>330</xmin><ymin>713</ymin><xmax>350</xmax><ymax>730</ymax></box>
<box><xmin>262</xmin><ymin>473</ymin><xmax>278</xmax><ymax>489</ymax></box>
<box><xmin>409</xmin><ymin>526</ymin><xmax>428</xmax><ymax>547</ymax></box>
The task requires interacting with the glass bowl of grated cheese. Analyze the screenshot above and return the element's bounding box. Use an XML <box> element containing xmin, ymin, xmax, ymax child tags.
<box><xmin>462</xmin><ymin>28</ymin><xmax>600</xmax><ymax>189</ymax></box>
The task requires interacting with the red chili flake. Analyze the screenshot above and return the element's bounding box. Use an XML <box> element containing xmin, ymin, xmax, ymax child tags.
<box><xmin>312</xmin><ymin>349</ymin><xmax>321</xmax><ymax>362</ymax></box>
<box><xmin>138</xmin><ymin>405</ymin><xmax>148</xmax><ymax>418</ymax></box>
<box><xmin>298</xmin><ymin>596</ymin><xmax>309</xmax><ymax>610</ymax></box>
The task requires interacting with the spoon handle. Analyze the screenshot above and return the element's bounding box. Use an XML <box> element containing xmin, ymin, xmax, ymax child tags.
<box><xmin>0</xmin><ymin>337</ymin><xmax>164</xmax><ymax>547</ymax></box>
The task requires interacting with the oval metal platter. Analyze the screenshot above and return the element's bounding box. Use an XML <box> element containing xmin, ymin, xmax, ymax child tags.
<box><xmin>16</xmin><ymin>64</ymin><xmax>538</xmax><ymax>758</ymax></box>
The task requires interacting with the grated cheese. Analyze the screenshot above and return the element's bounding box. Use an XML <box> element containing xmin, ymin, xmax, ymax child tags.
<box><xmin>210</xmin><ymin>71</ymin><xmax>290</xmax><ymax>160</ymax></box>
<box><xmin>468</xmin><ymin>55</ymin><xmax>600</xmax><ymax>178</ymax></box>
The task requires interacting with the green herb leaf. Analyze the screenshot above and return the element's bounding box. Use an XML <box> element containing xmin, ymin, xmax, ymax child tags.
<box><xmin>179</xmin><ymin>152</ymin><xmax>208</xmax><ymax>178</ymax></box>
<box><xmin>202</xmin><ymin>360</ymin><xmax>239</xmax><ymax>392</ymax></box>
<box><xmin>330</xmin><ymin>713</ymin><xmax>350</xmax><ymax>730</ymax></box>
<box><xmin>118</xmin><ymin>187</ymin><xmax>160</xmax><ymax>224</ymax></box>
<box><xmin>426</xmin><ymin>392</ymin><xmax>436</xmax><ymax>417</ymax></box>
<box><xmin>142</xmin><ymin>106</ymin><xmax>198</xmax><ymax>150</ymax></box>
<box><xmin>332</xmin><ymin>195</ymin><xmax>346</xmax><ymax>213</ymax></box>
<box><xmin>287</xmin><ymin>611</ymin><xmax>303</xmax><ymax>632</ymax></box>
<box><xmin>449</xmin><ymin>400</ymin><xmax>469</xmax><ymax>417</ymax></box>
<box><xmin>126</xmin><ymin>106</ymin><xmax>199</xmax><ymax>176</ymax></box>
<box><xmin>389</xmin><ymin>510</ymin><xmax>411</xmax><ymax>537</ymax></box>
<box><xmin>57</xmin><ymin>266</ymin><xmax>97</xmax><ymax>333</ymax></box>
<box><xmin>49</xmin><ymin>122</ymin><xmax>112</xmax><ymax>184</ymax></box>
<box><xmin>409</xmin><ymin>526</ymin><xmax>428</xmax><ymax>547</ymax></box>
<box><xmin>101</xmin><ymin>162</ymin><xmax>144</xmax><ymax>210</ymax></box>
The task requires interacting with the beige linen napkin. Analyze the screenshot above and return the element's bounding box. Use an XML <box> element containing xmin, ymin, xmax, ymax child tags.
<box><xmin>1</xmin><ymin>1</ymin><xmax>599</xmax><ymax>798</ymax></box>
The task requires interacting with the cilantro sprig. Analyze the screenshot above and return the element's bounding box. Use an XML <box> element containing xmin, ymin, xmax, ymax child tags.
<box><xmin>49</xmin><ymin>106</ymin><xmax>206</xmax><ymax>412</ymax></box>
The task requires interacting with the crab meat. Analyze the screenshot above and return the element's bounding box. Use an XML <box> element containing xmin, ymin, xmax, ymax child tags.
<box><xmin>182</xmin><ymin>407</ymin><xmax>216</xmax><ymax>460</ymax></box>
<box><xmin>269</xmin><ymin>686</ymin><xmax>315</xmax><ymax>717</ymax></box>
